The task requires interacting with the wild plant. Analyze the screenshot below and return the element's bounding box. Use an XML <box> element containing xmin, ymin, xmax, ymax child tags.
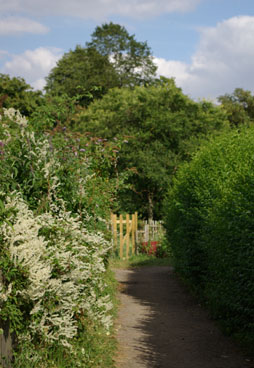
<box><xmin>0</xmin><ymin>108</ymin><xmax>115</xmax><ymax>364</ymax></box>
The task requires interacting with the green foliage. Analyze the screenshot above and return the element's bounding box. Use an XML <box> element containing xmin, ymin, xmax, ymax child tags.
<box><xmin>45</xmin><ymin>46</ymin><xmax>119</xmax><ymax>105</ymax></box>
<box><xmin>29</xmin><ymin>93</ymin><xmax>80</xmax><ymax>132</ymax></box>
<box><xmin>218</xmin><ymin>88</ymin><xmax>254</xmax><ymax>126</ymax></box>
<box><xmin>164</xmin><ymin>127</ymin><xmax>254</xmax><ymax>344</ymax></box>
<box><xmin>0</xmin><ymin>74</ymin><xmax>43</xmax><ymax>116</ymax></box>
<box><xmin>12</xmin><ymin>268</ymin><xmax>118</xmax><ymax>368</ymax></box>
<box><xmin>155</xmin><ymin>236</ymin><xmax>172</xmax><ymax>258</ymax></box>
<box><xmin>1</xmin><ymin>107</ymin><xmax>123</xmax><ymax>221</ymax></box>
<box><xmin>45</xmin><ymin>22</ymin><xmax>157</xmax><ymax>105</ymax></box>
<box><xmin>87</xmin><ymin>22</ymin><xmax>157</xmax><ymax>87</ymax></box>
<box><xmin>76</xmin><ymin>78</ymin><xmax>228</xmax><ymax>218</ymax></box>
<box><xmin>0</xmin><ymin>108</ymin><xmax>121</xmax><ymax>365</ymax></box>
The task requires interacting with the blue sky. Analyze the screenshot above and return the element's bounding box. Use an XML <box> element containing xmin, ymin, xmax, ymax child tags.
<box><xmin>0</xmin><ymin>0</ymin><xmax>254</xmax><ymax>100</ymax></box>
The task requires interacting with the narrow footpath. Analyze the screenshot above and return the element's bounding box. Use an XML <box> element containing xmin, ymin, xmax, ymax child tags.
<box><xmin>114</xmin><ymin>266</ymin><xmax>253</xmax><ymax>368</ymax></box>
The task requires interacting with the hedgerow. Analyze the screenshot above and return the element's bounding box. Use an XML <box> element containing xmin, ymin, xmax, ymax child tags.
<box><xmin>164</xmin><ymin>127</ymin><xmax>254</xmax><ymax>344</ymax></box>
<box><xmin>0</xmin><ymin>108</ymin><xmax>120</xmax><ymax>366</ymax></box>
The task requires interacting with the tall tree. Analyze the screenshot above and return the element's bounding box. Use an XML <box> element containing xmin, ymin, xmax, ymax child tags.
<box><xmin>87</xmin><ymin>22</ymin><xmax>157</xmax><ymax>87</ymax></box>
<box><xmin>45</xmin><ymin>46</ymin><xmax>119</xmax><ymax>105</ymax></box>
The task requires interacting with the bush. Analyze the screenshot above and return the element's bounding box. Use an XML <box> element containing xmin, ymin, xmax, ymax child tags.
<box><xmin>0</xmin><ymin>108</ymin><xmax>118</xmax><ymax>365</ymax></box>
<box><xmin>164</xmin><ymin>127</ymin><xmax>254</xmax><ymax>344</ymax></box>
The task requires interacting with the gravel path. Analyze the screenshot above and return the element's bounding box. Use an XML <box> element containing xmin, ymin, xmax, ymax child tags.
<box><xmin>113</xmin><ymin>266</ymin><xmax>253</xmax><ymax>368</ymax></box>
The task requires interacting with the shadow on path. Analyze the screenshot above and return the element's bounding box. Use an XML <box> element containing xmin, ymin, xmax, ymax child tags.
<box><xmin>114</xmin><ymin>266</ymin><xmax>253</xmax><ymax>368</ymax></box>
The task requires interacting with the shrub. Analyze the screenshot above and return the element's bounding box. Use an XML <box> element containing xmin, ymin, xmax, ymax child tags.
<box><xmin>0</xmin><ymin>108</ymin><xmax>117</xmax><ymax>365</ymax></box>
<box><xmin>164</xmin><ymin>127</ymin><xmax>254</xmax><ymax>343</ymax></box>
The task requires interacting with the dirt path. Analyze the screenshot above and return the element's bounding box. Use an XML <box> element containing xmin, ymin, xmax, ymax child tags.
<box><xmin>113</xmin><ymin>266</ymin><xmax>253</xmax><ymax>368</ymax></box>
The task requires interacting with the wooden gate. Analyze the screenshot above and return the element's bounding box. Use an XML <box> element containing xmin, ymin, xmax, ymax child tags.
<box><xmin>111</xmin><ymin>212</ymin><xmax>138</xmax><ymax>259</ymax></box>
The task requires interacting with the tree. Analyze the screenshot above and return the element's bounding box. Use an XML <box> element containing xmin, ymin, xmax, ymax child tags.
<box><xmin>87</xmin><ymin>22</ymin><xmax>157</xmax><ymax>87</ymax></box>
<box><xmin>45</xmin><ymin>23</ymin><xmax>157</xmax><ymax>105</ymax></box>
<box><xmin>45</xmin><ymin>46</ymin><xmax>119</xmax><ymax>105</ymax></box>
<box><xmin>0</xmin><ymin>74</ymin><xmax>43</xmax><ymax>116</ymax></box>
<box><xmin>30</xmin><ymin>93</ymin><xmax>80</xmax><ymax>133</ymax></box>
<box><xmin>218</xmin><ymin>88</ymin><xmax>254</xmax><ymax>126</ymax></box>
<box><xmin>75</xmin><ymin>78</ymin><xmax>228</xmax><ymax>219</ymax></box>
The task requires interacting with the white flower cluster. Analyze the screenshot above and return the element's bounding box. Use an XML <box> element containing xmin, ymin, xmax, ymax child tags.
<box><xmin>3</xmin><ymin>108</ymin><xmax>28</xmax><ymax>127</ymax></box>
<box><xmin>0</xmin><ymin>109</ymin><xmax>113</xmax><ymax>352</ymax></box>
<box><xmin>1</xmin><ymin>192</ymin><xmax>112</xmax><ymax>348</ymax></box>
<box><xmin>3</xmin><ymin>107</ymin><xmax>27</xmax><ymax>127</ymax></box>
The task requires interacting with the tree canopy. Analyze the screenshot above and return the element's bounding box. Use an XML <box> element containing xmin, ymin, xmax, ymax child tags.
<box><xmin>218</xmin><ymin>88</ymin><xmax>254</xmax><ymax>126</ymax></box>
<box><xmin>87</xmin><ymin>22</ymin><xmax>157</xmax><ymax>87</ymax></box>
<box><xmin>45</xmin><ymin>46</ymin><xmax>119</xmax><ymax>104</ymax></box>
<box><xmin>76</xmin><ymin>78</ymin><xmax>228</xmax><ymax>218</ymax></box>
<box><xmin>0</xmin><ymin>74</ymin><xmax>43</xmax><ymax>116</ymax></box>
<box><xmin>45</xmin><ymin>23</ymin><xmax>157</xmax><ymax>104</ymax></box>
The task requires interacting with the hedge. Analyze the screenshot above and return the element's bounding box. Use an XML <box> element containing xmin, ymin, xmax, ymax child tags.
<box><xmin>164</xmin><ymin>127</ymin><xmax>254</xmax><ymax>343</ymax></box>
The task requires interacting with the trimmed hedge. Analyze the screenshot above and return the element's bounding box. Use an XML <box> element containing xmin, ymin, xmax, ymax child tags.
<box><xmin>164</xmin><ymin>127</ymin><xmax>254</xmax><ymax>343</ymax></box>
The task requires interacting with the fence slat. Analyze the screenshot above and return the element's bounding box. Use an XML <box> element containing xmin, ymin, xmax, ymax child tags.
<box><xmin>126</xmin><ymin>214</ymin><xmax>130</xmax><ymax>259</ymax></box>
<box><xmin>131</xmin><ymin>213</ymin><xmax>135</xmax><ymax>255</ymax></box>
<box><xmin>111</xmin><ymin>212</ymin><xmax>164</xmax><ymax>259</ymax></box>
<box><xmin>119</xmin><ymin>214</ymin><xmax>123</xmax><ymax>259</ymax></box>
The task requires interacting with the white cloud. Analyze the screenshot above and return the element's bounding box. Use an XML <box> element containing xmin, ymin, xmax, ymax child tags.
<box><xmin>0</xmin><ymin>50</ymin><xmax>9</xmax><ymax>59</ymax></box>
<box><xmin>155</xmin><ymin>16</ymin><xmax>254</xmax><ymax>100</ymax></box>
<box><xmin>154</xmin><ymin>58</ymin><xmax>190</xmax><ymax>85</ymax></box>
<box><xmin>2</xmin><ymin>47</ymin><xmax>63</xmax><ymax>89</ymax></box>
<box><xmin>0</xmin><ymin>17</ymin><xmax>49</xmax><ymax>35</ymax></box>
<box><xmin>0</xmin><ymin>0</ymin><xmax>201</xmax><ymax>19</ymax></box>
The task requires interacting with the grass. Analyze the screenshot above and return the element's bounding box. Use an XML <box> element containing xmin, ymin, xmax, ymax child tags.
<box><xmin>110</xmin><ymin>253</ymin><xmax>172</xmax><ymax>269</ymax></box>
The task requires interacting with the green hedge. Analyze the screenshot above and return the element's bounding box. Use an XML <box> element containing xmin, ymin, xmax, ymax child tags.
<box><xmin>164</xmin><ymin>127</ymin><xmax>254</xmax><ymax>343</ymax></box>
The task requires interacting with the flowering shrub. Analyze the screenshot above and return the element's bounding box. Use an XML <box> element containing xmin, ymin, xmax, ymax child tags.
<box><xmin>1</xmin><ymin>192</ymin><xmax>112</xmax><ymax>347</ymax></box>
<box><xmin>0</xmin><ymin>108</ymin><xmax>117</xmax><ymax>364</ymax></box>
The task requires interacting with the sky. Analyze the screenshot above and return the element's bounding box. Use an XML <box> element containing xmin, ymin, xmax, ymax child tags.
<box><xmin>0</xmin><ymin>0</ymin><xmax>254</xmax><ymax>100</ymax></box>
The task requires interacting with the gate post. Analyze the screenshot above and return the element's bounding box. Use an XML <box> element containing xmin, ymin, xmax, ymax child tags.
<box><xmin>0</xmin><ymin>271</ymin><xmax>13</xmax><ymax>367</ymax></box>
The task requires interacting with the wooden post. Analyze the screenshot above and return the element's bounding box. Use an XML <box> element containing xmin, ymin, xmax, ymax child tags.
<box><xmin>144</xmin><ymin>224</ymin><xmax>149</xmax><ymax>243</ymax></box>
<box><xmin>131</xmin><ymin>213</ymin><xmax>135</xmax><ymax>254</ymax></box>
<box><xmin>119</xmin><ymin>214</ymin><xmax>123</xmax><ymax>259</ymax></box>
<box><xmin>126</xmin><ymin>214</ymin><xmax>130</xmax><ymax>259</ymax></box>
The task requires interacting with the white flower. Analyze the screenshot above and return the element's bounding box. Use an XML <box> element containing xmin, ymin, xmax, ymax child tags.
<box><xmin>0</xmin><ymin>113</ymin><xmax>113</xmax><ymax>353</ymax></box>
<box><xmin>3</xmin><ymin>108</ymin><xmax>28</xmax><ymax>127</ymax></box>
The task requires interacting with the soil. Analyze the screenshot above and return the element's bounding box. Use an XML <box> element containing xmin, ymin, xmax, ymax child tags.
<box><xmin>113</xmin><ymin>266</ymin><xmax>253</xmax><ymax>368</ymax></box>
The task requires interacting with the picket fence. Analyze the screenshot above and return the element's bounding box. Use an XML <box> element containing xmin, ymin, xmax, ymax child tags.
<box><xmin>136</xmin><ymin>219</ymin><xmax>164</xmax><ymax>244</ymax></box>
